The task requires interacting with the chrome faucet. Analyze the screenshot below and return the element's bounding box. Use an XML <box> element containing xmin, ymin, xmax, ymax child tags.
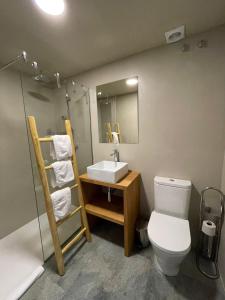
<box><xmin>110</xmin><ymin>149</ymin><xmax>120</xmax><ymax>162</ymax></box>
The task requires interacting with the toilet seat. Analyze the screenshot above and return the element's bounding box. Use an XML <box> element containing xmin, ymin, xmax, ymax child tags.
<box><xmin>148</xmin><ymin>211</ymin><xmax>191</xmax><ymax>255</ymax></box>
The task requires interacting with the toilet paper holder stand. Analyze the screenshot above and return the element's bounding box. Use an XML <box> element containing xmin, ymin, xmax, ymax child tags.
<box><xmin>196</xmin><ymin>187</ymin><xmax>224</xmax><ymax>279</ymax></box>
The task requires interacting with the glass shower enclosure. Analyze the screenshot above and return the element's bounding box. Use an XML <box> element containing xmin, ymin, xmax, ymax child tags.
<box><xmin>0</xmin><ymin>54</ymin><xmax>93</xmax><ymax>298</ymax></box>
<box><xmin>22</xmin><ymin>70</ymin><xmax>93</xmax><ymax>260</ymax></box>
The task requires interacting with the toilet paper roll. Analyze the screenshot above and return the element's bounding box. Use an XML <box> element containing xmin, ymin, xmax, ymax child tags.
<box><xmin>201</xmin><ymin>220</ymin><xmax>216</xmax><ymax>237</ymax></box>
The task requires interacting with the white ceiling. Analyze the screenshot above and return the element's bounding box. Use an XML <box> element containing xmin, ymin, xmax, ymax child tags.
<box><xmin>0</xmin><ymin>0</ymin><xmax>225</xmax><ymax>77</ymax></box>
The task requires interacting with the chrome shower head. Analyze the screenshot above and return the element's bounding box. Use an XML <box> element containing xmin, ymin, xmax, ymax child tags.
<box><xmin>21</xmin><ymin>51</ymin><xmax>28</xmax><ymax>63</ymax></box>
<box><xmin>32</xmin><ymin>61</ymin><xmax>38</xmax><ymax>71</ymax></box>
<box><xmin>0</xmin><ymin>51</ymin><xmax>29</xmax><ymax>72</ymax></box>
<box><xmin>54</xmin><ymin>72</ymin><xmax>61</xmax><ymax>89</ymax></box>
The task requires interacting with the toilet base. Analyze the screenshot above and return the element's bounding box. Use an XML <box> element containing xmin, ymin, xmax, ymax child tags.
<box><xmin>154</xmin><ymin>254</ymin><xmax>180</xmax><ymax>276</ymax></box>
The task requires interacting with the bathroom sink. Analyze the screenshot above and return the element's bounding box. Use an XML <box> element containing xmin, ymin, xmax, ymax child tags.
<box><xmin>87</xmin><ymin>160</ymin><xmax>128</xmax><ymax>183</ymax></box>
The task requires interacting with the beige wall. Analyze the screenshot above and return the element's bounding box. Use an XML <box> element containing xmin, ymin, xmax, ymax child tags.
<box><xmin>97</xmin><ymin>99</ymin><xmax>112</xmax><ymax>142</ymax></box>
<box><xmin>53</xmin><ymin>84</ymin><xmax>93</xmax><ymax>174</ymax></box>
<box><xmin>22</xmin><ymin>75</ymin><xmax>59</xmax><ymax>215</ymax></box>
<box><xmin>72</xmin><ymin>25</ymin><xmax>225</xmax><ymax>249</ymax></box>
<box><xmin>0</xmin><ymin>69</ymin><xmax>39</xmax><ymax>238</ymax></box>
<box><xmin>219</xmin><ymin>153</ymin><xmax>225</xmax><ymax>286</ymax></box>
<box><xmin>116</xmin><ymin>92</ymin><xmax>138</xmax><ymax>143</ymax></box>
<box><xmin>97</xmin><ymin>92</ymin><xmax>138</xmax><ymax>143</ymax></box>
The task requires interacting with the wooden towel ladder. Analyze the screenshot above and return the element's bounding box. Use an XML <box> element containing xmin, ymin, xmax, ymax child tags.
<box><xmin>28</xmin><ymin>116</ymin><xmax>91</xmax><ymax>275</ymax></box>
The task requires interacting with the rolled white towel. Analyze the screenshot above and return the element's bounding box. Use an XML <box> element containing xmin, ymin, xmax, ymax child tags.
<box><xmin>111</xmin><ymin>132</ymin><xmax>119</xmax><ymax>144</ymax></box>
<box><xmin>51</xmin><ymin>187</ymin><xmax>71</xmax><ymax>221</ymax></box>
<box><xmin>50</xmin><ymin>161</ymin><xmax>74</xmax><ymax>188</ymax></box>
<box><xmin>50</xmin><ymin>135</ymin><xmax>72</xmax><ymax>161</ymax></box>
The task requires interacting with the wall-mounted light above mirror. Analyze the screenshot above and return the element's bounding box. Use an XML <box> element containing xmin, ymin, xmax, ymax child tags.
<box><xmin>96</xmin><ymin>77</ymin><xmax>139</xmax><ymax>144</ymax></box>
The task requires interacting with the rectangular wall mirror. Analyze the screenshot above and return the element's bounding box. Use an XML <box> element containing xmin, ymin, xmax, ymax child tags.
<box><xmin>96</xmin><ymin>77</ymin><xmax>139</xmax><ymax>144</ymax></box>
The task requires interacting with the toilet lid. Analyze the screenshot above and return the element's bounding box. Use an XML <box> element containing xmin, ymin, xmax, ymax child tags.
<box><xmin>148</xmin><ymin>211</ymin><xmax>191</xmax><ymax>254</ymax></box>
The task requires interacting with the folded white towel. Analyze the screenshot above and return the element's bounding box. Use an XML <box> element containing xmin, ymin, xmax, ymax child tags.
<box><xmin>50</xmin><ymin>135</ymin><xmax>72</xmax><ymax>161</ymax></box>
<box><xmin>51</xmin><ymin>161</ymin><xmax>74</xmax><ymax>188</ymax></box>
<box><xmin>51</xmin><ymin>187</ymin><xmax>71</xmax><ymax>221</ymax></box>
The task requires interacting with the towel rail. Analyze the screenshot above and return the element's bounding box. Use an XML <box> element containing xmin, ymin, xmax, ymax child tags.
<box><xmin>49</xmin><ymin>183</ymin><xmax>79</xmax><ymax>190</ymax></box>
<box><xmin>28</xmin><ymin>116</ymin><xmax>91</xmax><ymax>275</ymax></box>
<box><xmin>39</xmin><ymin>137</ymin><xmax>53</xmax><ymax>142</ymax></box>
<box><xmin>56</xmin><ymin>205</ymin><xmax>82</xmax><ymax>226</ymax></box>
<box><xmin>45</xmin><ymin>165</ymin><xmax>52</xmax><ymax>170</ymax></box>
<box><xmin>62</xmin><ymin>227</ymin><xmax>86</xmax><ymax>255</ymax></box>
<box><xmin>70</xmin><ymin>184</ymin><xmax>78</xmax><ymax>190</ymax></box>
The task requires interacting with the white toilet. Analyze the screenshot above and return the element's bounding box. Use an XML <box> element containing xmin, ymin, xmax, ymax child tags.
<box><xmin>148</xmin><ymin>176</ymin><xmax>192</xmax><ymax>276</ymax></box>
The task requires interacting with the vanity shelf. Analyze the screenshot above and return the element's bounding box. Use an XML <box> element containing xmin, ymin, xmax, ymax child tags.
<box><xmin>85</xmin><ymin>194</ymin><xmax>124</xmax><ymax>225</ymax></box>
<box><xmin>79</xmin><ymin>170</ymin><xmax>140</xmax><ymax>256</ymax></box>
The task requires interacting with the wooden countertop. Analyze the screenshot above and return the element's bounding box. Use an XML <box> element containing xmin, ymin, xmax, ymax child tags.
<box><xmin>79</xmin><ymin>170</ymin><xmax>140</xmax><ymax>190</ymax></box>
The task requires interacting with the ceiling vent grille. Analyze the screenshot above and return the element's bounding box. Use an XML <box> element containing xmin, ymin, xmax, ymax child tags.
<box><xmin>165</xmin><ymin>25</ymin><xmax>185</xmax><ymax>44</ymax></box>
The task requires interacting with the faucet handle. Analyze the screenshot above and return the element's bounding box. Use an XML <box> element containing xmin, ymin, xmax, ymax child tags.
<box><xmin>110</xmin><ymin>149</ymin><xmax>119</xmax><ymax>162</ymax></box>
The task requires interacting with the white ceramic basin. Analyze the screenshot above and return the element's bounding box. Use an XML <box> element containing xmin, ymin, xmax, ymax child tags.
<box><xmin>87</xmin><ymin>160</ymin><xmax>128</xmax><ymax>183</ymax></box>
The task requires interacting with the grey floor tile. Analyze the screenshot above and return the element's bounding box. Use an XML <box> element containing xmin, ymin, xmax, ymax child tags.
<box><xmin>20</xmin><ymin>221</ymin><xmax>225</xmax><ymax>300</ymax></box>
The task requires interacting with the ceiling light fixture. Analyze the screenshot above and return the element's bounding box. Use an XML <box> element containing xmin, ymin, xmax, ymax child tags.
<box><xmin>34</xmin><ymin>0</ymin><xmax>65</xmax><ymax>15</ymax></box>
<box><xmin>126</xmin><ymin>78</ymin><xmax>138</xmax><ymax>86</ymax></box>
<box><xmin>97</xmin><ymin>91</ymin><xmax>102</xmax><ymax>96</ymax></box>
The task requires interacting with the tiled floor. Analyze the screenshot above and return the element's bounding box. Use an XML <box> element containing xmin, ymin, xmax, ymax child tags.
<box><xmin>21</xmin><ymin>221</ymin><xmax>225</xmax><ymax>300</ymax></box>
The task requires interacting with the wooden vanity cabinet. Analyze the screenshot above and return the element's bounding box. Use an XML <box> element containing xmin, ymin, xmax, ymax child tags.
<box><xmin>79</xmin><ymin>171</ymin><xmax>140</xmax><ymax>256</ymax></box>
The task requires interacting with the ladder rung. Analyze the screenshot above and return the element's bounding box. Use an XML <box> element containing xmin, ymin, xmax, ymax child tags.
<box><xmin>56</xmin><ymin>205</ymin><xmax>82</xmax><ymax>226</ymax></box>
<box><xmin>45</xmin><ymin>164</ymin><xmax>75</xmax><ymax>170</ymax></box>
<box><xmin>45</xmin><ymin>165</ymin><xmax>52</xmax><ymax>170</ymax></box>
<box><xmin>39</xmin><ymin>137</ymin><xmax>53</xmax><ymax>142</ymax></box>
<box><xmin>62</xmin><ymin>227</ymin><xmax>86</xmax><ymax>255</ymax></box>
<box><xmin>52</xmin><ymin>184</ymin><xmax>78</xmax><ymax>191</ymax></box>
<box><xmin>70</xmin><ymin>184</ymin><xmax>79</xmax><ymax>190</ymax></box>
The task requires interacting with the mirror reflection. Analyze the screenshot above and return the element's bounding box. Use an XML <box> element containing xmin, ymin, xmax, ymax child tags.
<box><xmin>96</xmin><ymin>77</ymin><xmax>139</xmax><ymax>144</ymax></box>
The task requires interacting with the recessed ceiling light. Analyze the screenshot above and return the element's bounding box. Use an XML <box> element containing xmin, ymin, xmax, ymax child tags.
<box><xmin>34</xmin><ymin>0</ymin><xmax>65</xmax><ymax>15</ymax></box>
<box><xmin>126</xmin><ymin>78</ymin><xmax>138</xmax><ymax>86</ymax></box>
